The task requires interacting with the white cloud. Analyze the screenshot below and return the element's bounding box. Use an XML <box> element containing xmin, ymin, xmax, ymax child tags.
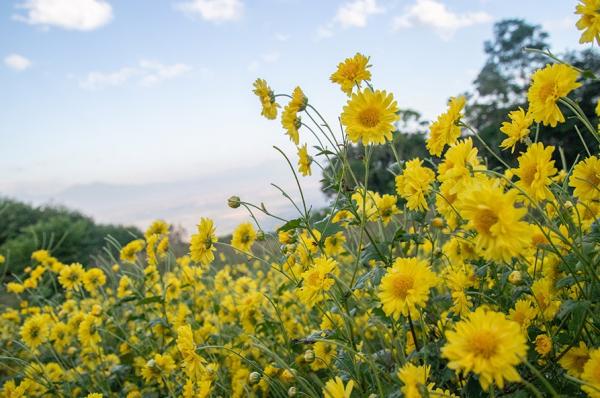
<box><xmin>393</xmin><ymin>0</ymin><xmax>491</xmax><ymax>40</ymax></box>
<box><xmin>14</xmin><ymin>0</ymin><xmax>112</xmax><ymax>31</ymax></box>
<box><xmin>4</xmin><ymin>53</ymin><xmax>32</xmax><ymax>71</ymax></box>
<box><xmin>274</xmin><ymin>33</ymin><xmax>289</xmax><ymax>42</ymax></box>
<box><xmin>176</xmin><ymin>0</ymin><xmax>243</xmax><ymax>22</ymax></box>
<box><xmin>247</xmin><ymin>52</ymin><xmax>280</xmax><ymax>72</ymax></box>
<box><xmin>335</xmin><ymin>0</ymin><xmax>383</xmax><ymax>28</ymax></box>
<box><xmin>79</xmin><ymin>61</ymin><xmax>192</xmax><ymax>90</ymax></box>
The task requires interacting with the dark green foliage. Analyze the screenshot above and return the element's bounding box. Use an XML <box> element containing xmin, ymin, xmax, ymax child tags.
<box><xmin>0</xmin><ymin>198</ymin><xmax>141</xmax><ymax>276</ymax></box>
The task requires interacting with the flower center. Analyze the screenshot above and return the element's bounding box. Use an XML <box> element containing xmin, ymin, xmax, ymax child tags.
<box><xmin>392</xmin><ymin>273</ymin><xmax>414</xmax><ymax>299</ymax></box>
<box><xmin>474</xmin><ymin>207</ymin><xmax>498</xmax><ymax>234</ymax></box>
<box><xmin>358</xmin><ymin>107</ymin><xmax>381</xmax><ymax>128</ymax></box>
<box><xmin>470</xmin><ymin>330</ymin><xmax>498</xmax><ymax>359</ymax></box>
<box><xmin>538</xmin><ymin>82</ymin><xmax>559</xmax><ymax>103</ymax></box>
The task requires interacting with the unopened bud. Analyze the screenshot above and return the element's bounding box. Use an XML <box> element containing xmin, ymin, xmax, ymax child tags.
<box><xmin>304</xmin><ymin>349</ymin><xmax>315</xmax><ymax>363</ymax></box>
<box><xmin>288</xmin><ymin>387</ymin><xmax>297</xmax><ymax>397</ymax></box>
<box><xmin>431</xmin><ymin>217</ymin><xmax>445</xmax><ymax>229</ymax></box>
<box><xmin>508</xmin><ymin>270</ymin><xmax>522</xmax><ymax>285</ymax></box>
<box><xmin>248</xmin><ymin>371</ymin><xmax>261</xmax><ymax>385</ymax></box>
<box><xmin>228</xmin><ymin>196</ymin><xmax>241</xmax><ymax>209</ymax></box>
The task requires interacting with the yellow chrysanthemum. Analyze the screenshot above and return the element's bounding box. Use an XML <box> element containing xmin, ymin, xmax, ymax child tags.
<box><xmin>58</xmin><ymin>263</ymin><xmax>85</xmax><ymax>290</ymax></box>
<box><xmin>330</xmin><ymin>53</ymin><xmax>371</xmax><ymax>96</ymax></box>
<box><xmin>426</xmin><ymin>96</ymin><xmax>465</xmax><ymax>156</ymax></box>
<box><xmin>441</xmin><ymin>307</ymin><xmax>526</xmax><ymax>391</ymax></box>
<box><xmin>378</xmin><ymin>257</ymin><xmax>438</xmax><ymax>319</ymax></box>
<box><xmin>398</xmin><ymin>363</ymin><xmax>430</xmax><ymax>398</ymax></box>
<box><xmin>20</xmin><ymin>314</ymin><xmax>50</xmax><ymax>349</ymax></box>
<box><xmin>458</xmin><ymin>179</ymin><xmax>531</xmax><ymax>262</ymax></box>
<box><xmin>322</xmin><ymin>376</ymin><xmax>354</xmax><ymax>398</ymax></box>
<box><xmin>534</xmin><ymin>334</ymin><xmax>552</xmax><ymax>357</ymax></box>
<box><xmin>569</xmin><ymin>155</ymin><xmax>600</xmax><ymax>201</ymax></box>
<box><xmin>559</xmin><ymin>341</ymin><xmax>590</xmax><ymax>377</ymax></box>
<box><xmin>582</xmin><ymin>348</ymin><xmax>600</xmax><ymax>398</ymax></box>
<box><xmin>231</xmin><ymin>222</ymin><xmax>257</xmax><ymax>253</ymax></box>
<box><xmin>500</xmin><ymin>107</ymin><xmax>533</xmax><ymax>152</ymax></box>
<box><xmin>120</xmin><ymin>239</ymin><xmax>145</xmax><ymax>263</ymax></box>
<box><xmin>576</xmin><ymin>0</ymin><xmax>600</xmax><ymax>45</ymax></box>
<box><xmin>290</xmin><ymin>86</ymin><xmax>308</xmax><ymax>111</ymax></box>
<box><xmin>395</xmin><ymin>158</ymin><xmax>435</xmax><ymax>211</ymax></box>
<box><xmin>508</xmin><ymin>298</ymin><xmax>536</xmax><ymax>331</ymax></box>
<box><xmin>177</xmin><ymin>325</ymin><xmax>206</xmax><ymax>380</ymax></box>
<box><xmin>190</xmin><ymin>218</ymin><xmax>217</xmax><ymax>266</ymax></box>
<box><xmin>83</xmin><ymin>268</ymin><xmax>106</xmax><ymax>293</ymax></box>
<box><xmin>145</xmin><ymin>219</ymin><xmax>169</xmax><ymax>239</ymax></box>
<box><xmin>297</xmin><ymin>144</ymin><xmax>312</xmax><ymax>176</ymax></box>
<box><xmin>141</xmin><ymin>353</ymin><xmax>176</xmax><ymax>386</ymax></box>
<box><xmin>438</xmin><ymin>138</ymin><xmax>484</xmax><ymax>193</ymax></box>
<box><xmin>375</xmin><ymin>194</ymin><xmax>400</xmax><ymax>225</ymax></box>
<box><xmin>512</xmin><ymin>143</ymin><xmax>557</xmax><ymax>203</ymax></box>
<box><xmin>253</xmin><ymin>78</ymin><xmax>279</xmax><ymax>120</ymax></box>
<box><xmin>531</xmin><ymin>278</ymin><xmax>561</xmax><ymax>320</ymax></box>
<box><xmin>527</xmin><ymin>64</ymin><xmax>581</xmax><ymax>127</ymax></box>
<box><xmin>323</xmin><ymin>231</ymin><xmax>346</xmax><ymax>257</ymax></box>
<box><xmin>282</xmin><ymin>104</ymin><xmax>301</xmax><ymax>145</ymax></box>
<box><xmin>341</xmin><ymin>89</ymin><xmax>399</xmax><ymax>145</ymax></box>
<box><xmin>298</xmin><ymin>256</ymin><xmax>337</xmax><ymax>308</ymax></box>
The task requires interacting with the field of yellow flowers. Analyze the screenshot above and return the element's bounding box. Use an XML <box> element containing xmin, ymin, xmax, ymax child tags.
<box><xmin>2</xmin><ymin>3</ymin><xmax>600</xmax><ymax>398</ymax></box>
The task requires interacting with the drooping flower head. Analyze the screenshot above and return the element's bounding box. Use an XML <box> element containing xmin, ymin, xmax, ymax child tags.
<box><xmin>426</xmin><ymin>96</ymin><xmax>465</xmax><ymax>156</ymax></box>
<box><xmin>527</xmin><ymin>64</ymin><xmax>581</xmax><ymax>127</ymax></box>
<box><xmin>297</xmin><ymin>144</ymin><xmax>312</xmax><ymax>176</ymax></box>
<box><xmin>441</xmin><ymin>307</ymin><xmax>527</xmax><ymax>391</ymax></box>
<box><xmin>575</xmin><ymin>0</ymin><xmax>600</xmax><ymax>45</ymax></box>
<box><xmin>341</xmin><ymin>89</ymin><xmax>399</xmax><ymax>145</ymax></box>
<box><xmin>282</xmin><ymin>104</ymin><xmax>301</xmax><ymax>145</ymax></box>
<box><xmin>330</xmin><ymin>53</ymin><xmax>371</xmax><ymax>96</ymax></box>
<box><xmin>500</xmin><ymin>107</ymin><xmax>533</xmax><ymax>152</ymax></box>
<box><xmin>378</xmin><ymin>257</ymin><xmax>438</xmax><ymax>319</ymax></box>
<box><xmin>253</xmin><ymin>78</ymin><xmax>279</xmax><ymax>120</ymax></box>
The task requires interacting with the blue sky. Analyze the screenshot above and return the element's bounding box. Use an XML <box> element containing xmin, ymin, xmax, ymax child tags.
<box><xmin>0</xmin><ymin>0</ymin><xmax>585</xmax><ymax>233</ymax></box>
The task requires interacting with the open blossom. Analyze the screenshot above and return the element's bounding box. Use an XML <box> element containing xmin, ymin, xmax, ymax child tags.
<box><xmin>330</xmin><ymin>53</ymin><xmax>371</xmax><ymax>96</ymax></box>
<box><xmin>426</xmin><ymin>96</ymin><xmax>465</xmax><ymax>156</ymax></box>
<box><xmin>341</xmin><ymin>89</ymin><xmax>399</xmax><ymax>145</ymax></box>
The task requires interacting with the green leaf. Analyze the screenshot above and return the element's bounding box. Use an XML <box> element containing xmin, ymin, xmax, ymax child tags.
<box><xmin>137</xmin><ymin>296</ymin><xmax>163</xmax><ymax>306</ymax></box>
<box><xmin>277</xmin><ymin>218</ymin><xmax>303</xmax><ymax>233</ymax></box>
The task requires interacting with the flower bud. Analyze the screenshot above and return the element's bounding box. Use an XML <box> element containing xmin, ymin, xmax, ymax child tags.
<box><xmin>288</xmin><ymin>387</ymin><xmax>297</xmax><ymax>397</ymax></box>
<box><xmin>304</xmin><ymin>349</ymin><xmax>315</xmax><ymax>363</ymax></box>
<box><xmin>248</xmin><ymin>371</ymin><xmax>261</xmax><ymax>385</ymax></box>
<box><xmin>508</xmin><ymin>270</ymin><xmax>522</xmax><ymax>285</ymax></box>
<box><xmin>228</xmin><ymin>196</ymin><xmax>241</xmax><ymax>209</ymax></box>
<box><xmin>112</xmin><ymin>263</ymin><xmax>120</xmax><ymax>272</ymax></box>
<box><xmin>431</xmin><ymin>217</ymin><xmax>445</xmax><ymax>229</ymax></box>
<box><xmin>280</xmin><ymin>369</ymin><xmax>296</xmax><ymax>383</ymax></box>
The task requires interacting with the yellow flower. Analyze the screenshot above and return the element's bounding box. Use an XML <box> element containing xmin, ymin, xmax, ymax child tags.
<box><xmin>582</xmin><ymin>348</ymin><xmax>600</xmax><ymax>398</ymax></box>
<box><xmin>426</xmin><ymin>96</ymin><xmax>465</xmax><ymax>156</ymax></box>
<box><xmin>438</xmin><ymin>138</ymin><xmax>484</xmax><ymax>193</ymax></box>
<box><xmin>330</xmin><ymin>53</ymin><xmax>371</xmax><ymax>96</ymax></box>
<box><xmin>458</xmin><ymin>178</ymin><xmax>531</xmax><ymax>262</ymax></box>
<box><xmin>378</xmin><ymin>257</ymin><xmax>438</xmax><ymax>319</ymax></box>
<box><xmin>282</xmin><ymin>104</ymin><xmax>301</xmax><ymax>145</ymax></box>
<box><xmin>508</xmin><ymin>298</ymin><xmax>537</xmax><ymax>331</ymax></box>
<box><xmin>527</xmin><ymin>64</ymin><xmax>581</xmax><ymax>127</ymax></box>
<box><xmin>20</xmin><ymin>314</ymin><xmax>50</xmax><ymax>349</ymax></box>
<box><xmin>512</xmin><ymin>143</ymin><xmax>557</xmax><ymax>203</ymax></box>
<box><xmin>500</xmin><ymin>107</ymin><xmax>533</xmax><ymax>152</ymax></box>
<box><xmin>323</xmin><ymin>232</ymin><xmax>346</xmax><ymax>257</ymax></box>
<box><xmin>341</xmin><ymin>89</ymin><xmax>399</xmax><ymax>145</ymax></box>
<box><xmin>231</xmin><ymin>222</ymin><xmax>257</xmax><ymax>253</ymax></box>
<box><xmin>78</xmin><ymin>314</ymin><xmax>102</xmax><ymax>347</ymax></box>
<box><xmin>534</xmin><ymin>334</ymin><xmax>552</xmax><ymax>357</ymax></box>
<box><xmin>395</xmin><ymin>158</ymin><xmax>435</xmax><ymax>211</ymax></box>
<box><xmin>576</xmin><ymin>0</ymin><xmax>600</xmax><ymax>45</ymax></box>
<box><xmin>87</xmin><ymin>394</ymin><xmax>103</xmax><ymax>398</ymax></box>
<box><xmin>141</xmin><ymin>353</ymin><xmax>176</xmax><ymax>386</ymax></box>
<box><xmin>441</xmin><ymin>307</ymin><xmax>526</xmax><ymax>391</ymax></box>
<box><xmin>559</xmin><ymin>341</ymin><xmax>590</xmax><ymax>377</ymax></box>
<box><xmin>58</xmin><ymin>263</ymin><xmax>85</xmax><ymax>291</ymax></box>
<box><xmin>145</xmin><ymin>220</ymin><xmax>169</xmax><ymax>239</ymax></box>
<box><xmin>322</xmin><ymin>376</ymin><xmax>354</xmax><ymax>398</ymax></box>
<box><xmin>177</xmin><ymin>325</ymin><xmax>206</xmax><ymax>380</ymax></box>
<box><xmin>375</xmin><ymin>194</ymin><xmax>400</xmax><ymax>225</ymax></box>
<box><xmin>398</xmin><ymin>363</ymin><xmax>430</xmax><ymax>398</ymax></box>
<box><xmin>531</xmin><ymin>278</ymin><xmax>561</xmax><ymax>320</ymax></box>
<box><xmin>120</xmin><ymin>239</ymin><xmax>145</xmax><ymax>263</ymax></box>
<box><xmin>298</xmin><ymin>256</ymin><xmax>337</xmax><ymax>308</ymax></box>
<box><xmin>570</xmin><ymin>155</ymin><xmax>600</xmax><ymax>201</ymax></box>
<box><xmin>253</xmin><ymin>78</ymin><xmax>279</xmax><ymax>120</ymax></box>
<box><xmin>83</xmin><ymin>268</ymin><xmax>106</xmax><ymax>293</ymax></box>
<box><xmin>190</xmin><ymin>218</ymin><xmax>218</xmax><ymax>266</ymax></box>
<box><xmin>297</xmin><ymin>144</ymin><xmax>312</xmax><ymax>176</ymax></box>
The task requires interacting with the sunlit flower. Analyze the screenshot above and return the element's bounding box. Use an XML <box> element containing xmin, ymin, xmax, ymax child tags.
<box><xmin>395</xmin><ymin>158</ymin><xmax>435</xmax><ymax>211</ymax></box>
<box><xmin>442</xmin><ymin>307</ymin><xmax>526</xmax><ymax>391</ymax></box>
<box><xmin>500</xmin><ymin>108</ymin><xmax>533</xmax><ymax>152</ymax></box>
<box><xmin>582</xmin><ymin>348</ymin><xmax>600</xmax><ymax>398</ymax></box>
<box><xmin>190</xmin><ymin>218</ymin><xmax>218</xmax><ymax>266</ymax></box>
<box><xmin>253</xmin><ymin>78</ymin><xmax>279</xmax><ymax>119</ymax></box>
<box><xmin>575</xmin><ymin>0</ymin><xmax>600</xmax><ymax>45</ymax></box>
<box><xmin>231</xmin><ymin>222</ymin><xmax>257</xmax><ymax>253</ymax></box>
<box><xmin>398</xmin><ymin>363</ymin><xmax>430</xmax><ymax>398</ymax></box>
<box><xmin>426</xmin><ymin>96</ymin><xmax>465</xmax><ymax>156</ymax></box>
<box><xmin>330</xmin><ymin>53</ymin><xmax>371</xmax><ymax>96</ymax></box>
<box><xmin>298</xmin><ymin>143</ymin><xmax>312</xmax><ymax>176</ymax></box>
<box><xmin>512</xmin><ymin>143</ymin><xmax>557</xmax><ymax>203</ymax></box>
<box><xmin>58</xmin><ymin>263</ymin><xmax>85</xmax><ymax>291</ymax></box>
<box><xmin>298</xmin><ymin>256</ymin><xmax>337</xmax><ymax>308</ymax></box>
<box><xmin>322</xmin><ymin>376</ymin><xmax>354</xmax><ymax>398</ymax></box>
<box><xmin>569</xmin><ymin>155</ymin><xmax>600</xmax><ymax>201</ymax></box>
<box><xmin>341</xmin><ymin>89</ymin><xmax>399</xmax><ymax>145</ymax></box>
<box><xmin>560</xmin><ymin>341</ymin><xmax>590</xmax><ymax>377</ymax></box>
